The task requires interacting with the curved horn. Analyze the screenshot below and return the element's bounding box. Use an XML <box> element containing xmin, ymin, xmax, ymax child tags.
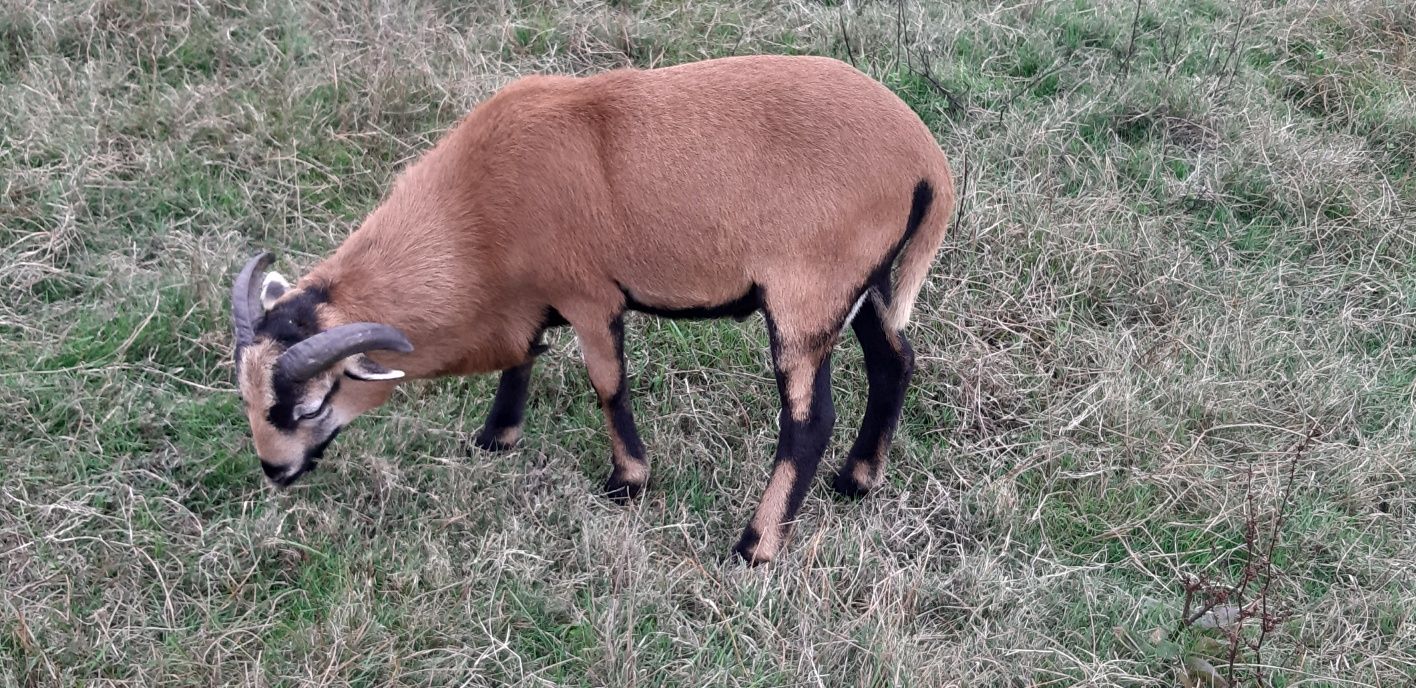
<box><xmin>276</xmin><ymin>323</ymin><xmax>414</xmax><ymax>383</ymax></box>
<box><xmin>231</xmin><ymin>252</ymin><xmax>274</xmax><ymax>352</ymax></box>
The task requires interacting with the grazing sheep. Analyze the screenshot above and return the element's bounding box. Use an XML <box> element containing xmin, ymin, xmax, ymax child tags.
<box><xmin>231</xmin><ymin>54</ymin><xmax>954</xmax><ymax>564</ymax></box>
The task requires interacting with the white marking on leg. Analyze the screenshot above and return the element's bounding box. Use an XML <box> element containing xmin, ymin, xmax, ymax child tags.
<box><xmin>841</xmin><ymin>292</ymin><xmax>869</xmax><ymax>335</ymax></box>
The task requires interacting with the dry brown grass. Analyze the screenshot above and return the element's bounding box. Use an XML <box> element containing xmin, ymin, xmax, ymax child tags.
<box><xmin>2</xmin><ymin>0</ymin><xmax>1414</xmax><ymax>685</ymax></box>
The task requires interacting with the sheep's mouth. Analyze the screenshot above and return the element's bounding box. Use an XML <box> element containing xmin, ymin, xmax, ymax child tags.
<box><xmin>263</xmin><ymin>427</ymin><xmax>341</xmax><ymax>487</ymax></box>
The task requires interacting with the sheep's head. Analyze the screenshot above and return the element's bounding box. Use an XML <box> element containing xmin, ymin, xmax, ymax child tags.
<box><xmin>231</xmin><ymin>253</ymin><xmax>413</xmax><ymax>487</ymax></box>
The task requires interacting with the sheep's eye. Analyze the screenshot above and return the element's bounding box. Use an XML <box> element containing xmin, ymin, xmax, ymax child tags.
<box><xmin>296</xmin><ymin>383</ymin><xmax>338</xmax><ymax>421</ymax></box>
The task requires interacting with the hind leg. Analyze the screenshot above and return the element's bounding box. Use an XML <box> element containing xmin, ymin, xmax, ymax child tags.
<box><xmin>733</xmin><ymin>308</ymin><xmax>839</xmax><ymax>565</ymax></box>
<box><xmin>833</xmin><ymin>296</ymin><xmax>915</xmax><ymax>497</ymax></box>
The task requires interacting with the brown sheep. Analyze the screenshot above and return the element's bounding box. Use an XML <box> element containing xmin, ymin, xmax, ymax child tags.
<box><xmin>231</xmin><ymin>54</ymin><xmax>954</xmax><ymax>564</ymax></box>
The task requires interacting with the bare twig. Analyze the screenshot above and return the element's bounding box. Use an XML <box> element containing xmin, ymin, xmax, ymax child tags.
<box><xmin>1209</xmin><ymin>0</ymin><xmax>1252</xmax><ymax>97</ymax></box>
<box><xmin>909</xmin><ymin>48</ymin><xmax>966</xmax><ymax>117</ymax></box>
<box><xmin>996</xmin><ymin>58</ymin><xmax>1062</xmax><ymax>124</ymax></box>
<box><xmin>837</xmin><ymin>10</ymin><xmax>856</xmax><ymax>68</ymax></box>
<box><xmin>952</xmin><ymin>151</ymin><xmax>969</xmax><ymax>231</ymax></box>
<box><xmin>1120</xmin><ymin>0</ymin><xmax>1143</xmax><ymax>80</ymax></box>
<box><xmin>1249</xmin><ymin>422</ymin><xmax>1317</xmax><ymax>683</ymax></box>
<box><xmin>895</xmin><ymin>0</ymin><xmax>906</xmax><ymax>63</ymax></box>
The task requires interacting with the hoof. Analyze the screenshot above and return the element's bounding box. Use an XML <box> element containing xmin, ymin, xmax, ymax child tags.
<box><xmin>832</xmin><ymin>470</ymin><xmax>872</xmax><ymax>499</ymax></box>
<box><xmin>602</xmin><ymin>471</ymin><xmax>646</xmax><ymax>505</ymax></box>
<box><xmin>832</xmin><ymin>460</ymin><xmax>880</xmax><ymax>499</ymax></box>
<box><xmin>731</xmin><ymin>527</ymin><xmax>779</xmax><ymax>566</ymax></box>
<box><xmin>471</xmin><ymin>426</ymin><xmax>521</xmax><ymax>453</ymax></box>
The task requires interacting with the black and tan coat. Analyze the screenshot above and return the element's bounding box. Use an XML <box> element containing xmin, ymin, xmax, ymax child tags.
<box><xmin>231</xmin><ymin>54</ymin><xmax>955</xmax><ymax>564</ymax></box>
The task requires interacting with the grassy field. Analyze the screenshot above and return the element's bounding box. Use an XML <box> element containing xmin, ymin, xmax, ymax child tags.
<box><xmin>3</xmin><ymin>0</ymin><xmax>1414</xmax><ymax>685</ymax></box>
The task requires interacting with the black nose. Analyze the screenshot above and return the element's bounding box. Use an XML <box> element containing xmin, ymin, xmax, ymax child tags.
<box><xmin>261</xmin><ymin>460</ymin><xmax>294</xmax><ymax>486</ymax></box>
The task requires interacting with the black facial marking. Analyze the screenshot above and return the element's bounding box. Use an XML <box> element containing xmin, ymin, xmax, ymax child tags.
<box><xmin>265</xmin><ymin>426</ymin><xmax>340</xmax><ymax>487</ymax></box>
<box><xmin>620</xmin><ymin>283</ymin><xmax>761</xmax><ymax>321</ymax></box>
<box><xmin>255</xmin><ymin>284</ymin><xmax>329</xmax><ymax>347</ymax></box>
<box><xmin>306</xmin><ymin>426</ymin><xmax>341</xmax><ymax>462</ymax></box>
<box><xmin>267</xmin><ymin>373</ymin><xmax>305</xmax><ymax>431</ymax></box>
<box><xmin>268</xmin><ymin>375</ymin><xmax>339</xmax><ymax>432</ymax></box>
<box><xmin>252</xmin><ymin>285</ymin><xmax>333</xmax><ymax>432</ymax></box>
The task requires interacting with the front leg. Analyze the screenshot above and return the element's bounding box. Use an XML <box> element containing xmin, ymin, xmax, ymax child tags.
<box><xmin>472</xmin><ymin>358</ymin><xmax>536</xmax><ymax>452</ymax></box>
<box><xmin>571</xmin><ymin>312</ymin><xmax>649</xmax><ymax>502</ymax></box>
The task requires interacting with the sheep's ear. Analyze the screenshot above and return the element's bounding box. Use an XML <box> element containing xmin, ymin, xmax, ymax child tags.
<box><xmin>344</xmin><ymin>354</ymin><xmax>406</xmax><ymax>382</ymax></box>
<box><xmin>261</xmin><ymin>272</ymin><xmax>292</xmax><ymax>311</ymax></box>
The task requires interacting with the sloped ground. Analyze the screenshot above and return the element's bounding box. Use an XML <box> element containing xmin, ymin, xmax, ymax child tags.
<box><xmin>2</xmin><ymin>0</ymin><xmax>1413</xmax><ymax>685</ymax></box>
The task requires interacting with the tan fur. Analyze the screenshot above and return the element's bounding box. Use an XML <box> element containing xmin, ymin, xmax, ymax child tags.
<box><xmin>609</xmin><ymin>449</ymin><xmax>649</xmax><ymax>485</ymax></box>
<box><xmin>494</xmin><ymin>426</ymin><xmax>522</xmax><ymax>447</ymax></box>
<box><xmin>239</xmin><ymin>337</ymin><xmax>396</xmax><ymax>474</ymax></box>
<box><xmin>779</xmin><ymin>337</ymin><xmax>838</xmax><ymax>423</ymax></box>
<box><xmin>742</xmin><ymin>462</ymin><xmax>798</xmax><ymax>564</ymax></box>
<box><xmin>235</xmin><ymin>55</ymin><xmax>952</xmax><ymax>555</ymax></box>
<box><xmin>852</xmin><ymin>451</ymin><xmax>882</xmax><ymax>489</ymax></box>
<box><xmin>237</xmin><ymin>342</ymin><xmax>284</xmax><ymax>457</ymax></box>
<box><xmin>283</xmin><ymin>55</ymin><xmax>951</xmax><ymax>382</ymax></box>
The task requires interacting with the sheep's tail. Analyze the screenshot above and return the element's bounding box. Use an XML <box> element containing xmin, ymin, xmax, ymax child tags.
<box><xmin>884</xmin><ymin>171</ymin><xmax>954</xmax><ymax>333</ymax></box>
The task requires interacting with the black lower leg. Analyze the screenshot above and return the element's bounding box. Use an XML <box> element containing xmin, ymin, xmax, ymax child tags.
<box><xmin>601</xmin><ymin>384</ymin><xmax>648</xmax><ymax>502</ymax></box>
<box><xmin>835</xmin><ymin>300</ymin><xmax>914</xmax><ymax>497</ymax></box>
<box><xmin>473</xmin><ymin>359</ymin><xmax>535</xmax><ymax>452</ymax></box>
<box><xmin>734</xmin><ymin>353</ymin><xmax>836</xmax><ymax>564</ymax></box>
<box><xmin>782</xmin><ymin>355</ymin><xmax>836</xmax><ymax>515</ymax></box>
<box><xmin>599</xmin><ymin>314</ymin><xmax>649</xmax><ymax>503</ymax></box>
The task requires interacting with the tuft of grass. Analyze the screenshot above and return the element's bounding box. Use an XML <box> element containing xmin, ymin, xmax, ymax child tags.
<box><xmin>2</xmin><ymin>0</ymin><xmax>1414</xmax><ymax>685</ymax></box>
